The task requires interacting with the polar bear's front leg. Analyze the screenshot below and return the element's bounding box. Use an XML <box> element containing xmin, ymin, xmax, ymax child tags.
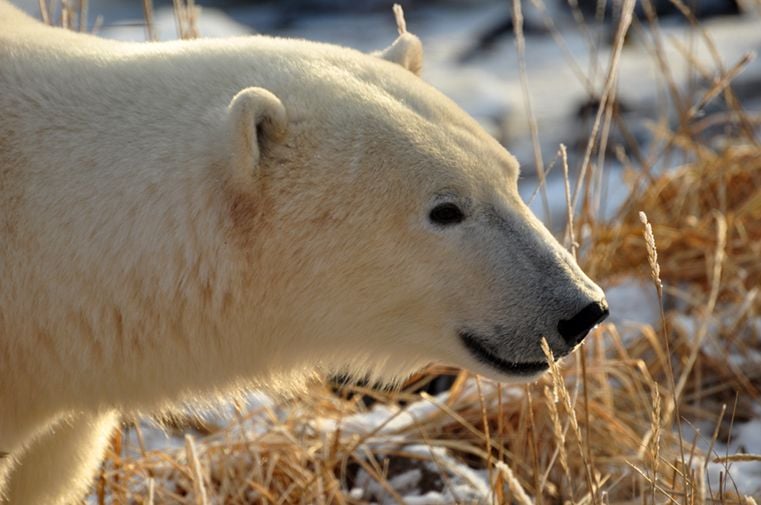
<box><xmin>4</xmin><ymin>411</ymin><xmax>119</xmax><ymax>505</ymax></box>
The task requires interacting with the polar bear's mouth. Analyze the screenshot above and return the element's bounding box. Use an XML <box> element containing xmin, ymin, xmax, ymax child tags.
<box><xmin>459</xmin><ymin>331</ymin><xmax>549</xmax><ymax>376</ymax></box>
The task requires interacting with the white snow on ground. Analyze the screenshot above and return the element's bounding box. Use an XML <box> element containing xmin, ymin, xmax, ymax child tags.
<box><xmin>308</xmin><ymin>381</ymin><xmax>532</xmax><ymax>503</ymax></box>
<box><xmin>119</xmin><ymin>391</ymin><xmax>280</xmax><ymax>459</ymax></box>
<box><xmin>706</xmin><ymin>417</ymin><xmax>761</xmax><ymax>497</ymax></box>
<box><xmin>313</xmin><ymin>381</ymin><xmax>508</xmax><ymax>504</ymax></box>
<box><xmin>682</xmin><ymin>413</ymin><xmax>761</xmax><ymax>497</ymax></box>
<box><xmin>313</xmin><ymin>379</ymin><xmax>515</xmax><ymax>437</ymax></box>
<box><xmin>351</xmin><ymin>445</ymin><xmax>492</xmax><ymax>504</ymax></box>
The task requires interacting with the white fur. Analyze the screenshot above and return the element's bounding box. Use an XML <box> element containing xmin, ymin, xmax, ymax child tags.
<box><xmin>0</xmin><ymin>3</ymin><xmax>604</xmax><ymax>502</ymax></box>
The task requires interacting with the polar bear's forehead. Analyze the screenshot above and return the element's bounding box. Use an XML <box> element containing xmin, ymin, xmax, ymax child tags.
<box><xmin>289</xmin><ymin>50</ymin><xmax>520</xmax><ymax>182</ymax></box>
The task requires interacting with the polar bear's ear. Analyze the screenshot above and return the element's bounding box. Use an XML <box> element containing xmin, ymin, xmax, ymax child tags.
<box><xmin>376</xmin><ymin>5</ymin><xmax>423</xmax><ymax>75</ymax></box>
<box><xmin>227</xmin><ymin>87</ymin><xmax>288</xmax><ymax>178</ymax></box>
<box><xmin>378</xmin><ymin>33</ymin><xmax>423</xmax><ymax>76</ymax></box>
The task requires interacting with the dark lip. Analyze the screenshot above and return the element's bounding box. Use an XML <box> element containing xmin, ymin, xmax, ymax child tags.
<box><xmin>459</xmin><ymin>331</ymin><xmax>550</xmax><ymax>376</ymax></box>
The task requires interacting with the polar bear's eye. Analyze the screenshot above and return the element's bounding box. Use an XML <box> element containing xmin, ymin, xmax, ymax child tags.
<box><xmin>429</xmin><ymin>203</ymin><xmax>465</xmax><ymax>226</ymax></box>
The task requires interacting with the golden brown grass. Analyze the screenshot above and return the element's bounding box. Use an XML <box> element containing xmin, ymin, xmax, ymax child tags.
<box><xmin>29</xmin><ymin>0</ymin><xmax>757</xmax><ymax>503</ymax></box>
<box><xmin>594</xmin><ymin>147</ymin><xmax>761</xmax><ymax>292</ymax></box>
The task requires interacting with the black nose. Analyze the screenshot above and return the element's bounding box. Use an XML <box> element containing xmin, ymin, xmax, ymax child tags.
<box><xmin>557</xmin><ymin>300</ymin><xmax>609</xmax><ymax>346</ymax></box>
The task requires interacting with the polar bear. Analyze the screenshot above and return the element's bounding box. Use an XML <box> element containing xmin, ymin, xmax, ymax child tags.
<box><xmin>0</xmin><ymin>2</ymin><xmax>608</xmax><ymax>503</ymax></box>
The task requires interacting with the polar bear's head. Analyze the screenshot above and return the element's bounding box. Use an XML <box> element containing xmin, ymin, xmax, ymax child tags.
<box><xmin>222</xmin><ymin>32</ymin><xmax>607</xmax><ymax>384</ymax></box>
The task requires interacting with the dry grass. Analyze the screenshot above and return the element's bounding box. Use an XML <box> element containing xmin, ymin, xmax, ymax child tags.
<box><xmin>594</xmin><ymin>146</ymin><xmax>761</xmax><ymax>292</ymax></box>
<box><xmin>31</xmin><ymin>0</ymin><xmax>758</xmax><ymax>503</ymax></box>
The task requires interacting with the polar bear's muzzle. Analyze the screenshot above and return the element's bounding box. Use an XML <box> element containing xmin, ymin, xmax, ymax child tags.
<box><xmin>457</xmin><ymin>299</ymin><xmax>609</xmax><ymax>377</ymax></box>
<box><xmin>458</xmin><ymin>330</ymin><xmax>550</xmax><ymax>376</ymax></box>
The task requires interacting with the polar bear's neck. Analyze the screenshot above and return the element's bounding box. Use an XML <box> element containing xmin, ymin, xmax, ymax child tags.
<box><xmin>0</xmin><ymin>23</ymin><xmax>309</xmax><ymax>416</ymax></box>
